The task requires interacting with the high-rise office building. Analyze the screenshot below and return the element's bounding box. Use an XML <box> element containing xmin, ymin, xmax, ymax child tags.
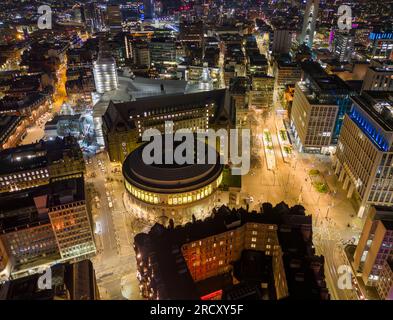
<box><xmin>369</xmin><ymin>31</ymin><xmax>393</xmax><ymax>60</ymax></box>
<box><xmin>0</xmin><ymin>177</ymin><xmax>96</xmax><ymax>279</ymax></box>
<box><xmin>335</xmin><ymin>91</ymin><xmax>393</xmax><ymax>217</ymax></box>
<box><xmin>291</xmin><ymin>82</ymin><xmax>338</xmax><ymax>153</ymax></box>
<box><xmin>274</xmin><ymin>58</ymin><xmax>302</xmax><ymax>90</ymax></box>
<box><xmin>377</xmin><ymin>259</ymin><xmax>393</xmax><ymax>300</ymax></box>
<box><xmin>299</xmin><ymin>0</ymin><xmax>319</xmax><ymax>48</ymax></box>
<box><xmin>126</xmin><ymin>39</ymin><xmax>150</xmax><ymax>67</ymax></box>
<box><xmin>148</xmin><ymin>37</ymin><xmax>177</xmax><ymax>66</ymax></box>
<box><xmin>229</xmin><ymin>77</ymin><xmax>249</xmax><ymax>129</ymax></box>
<box><xmin>107</xmin><ymin>4</ymin><xmax>122</xmax><ymax>34</ymax></box>
<box><xmin>142</xmin><ymin>0</ymin><xmax>155</xmax><ymax>20</ymax></box>
<box><xmin>334</xmin><ymin>30</ymin><xmax>355</xmax><ymax>62</ymax></box>
<box><xmin>272</xmin><ymin>30</ymin><xmax>292</xmax><ymax>55</ymax></box>
<box><xmin>290</xmin><ymin>61</ymin><xmax>351</xmax><ymax>153</ymax></box>
<box><xmin>83</xmin><ymin>2</ymin><xmax>104</xmax><ymax>33</ymax></box>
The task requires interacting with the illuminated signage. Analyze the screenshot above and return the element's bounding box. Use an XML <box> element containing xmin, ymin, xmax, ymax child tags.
<box><xmin>370</xmin><ymin>32</ymin><xmax>393</xmax><ymax>41</ymax></box>
<box><xmin>200</xmin><ymin>289</ymin><xmax>223</xmax><ymax>300</ymax></box>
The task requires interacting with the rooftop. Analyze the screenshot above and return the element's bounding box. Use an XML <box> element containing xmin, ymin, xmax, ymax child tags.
<box><xmin>92</xmin><ymin>76</ymin><xmax>192</xmax><ymax>119</ymax></box>
<box><xmin>122</xmin><ymin>138</ymin><xmax>224</xmax><ymax>194</ymax></box>
<box><xmin>351</xmin><ymin>91</ymin><xmax>393</xmax><ymax>132</ymax></box>
<box><xmin>0</xmin><ymin>177</ymin><xmax>85</xmax><ymax>232</ymax></box>
<box><xmin>0</xmin><ymin>115</ymin><xmax>24</xmax><ymax>144</ymax></box>
<box><xmin>0</xmin><ymin>260</ymin><xmax>96</xmax><ymax>300</ymax></box>
<box><xmin>134</xmin><ymin>202</ymin><xmax>320</xmax><ymax>300</ymax></box>
<box><xmin>102</xmin><ymin>88</ymin><xmax>232</xmax><ymax>133</ymax></box>
<box><xmin>0</xmin><ymin>136</ymin><xmax>81</xmax><ymax>175</ymax></box>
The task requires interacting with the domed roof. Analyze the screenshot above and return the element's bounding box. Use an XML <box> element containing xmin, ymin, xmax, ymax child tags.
<box><xmin>122</xmin><ymin>137</ymin><xmax>224</xmax><ymax>194</ymax></box>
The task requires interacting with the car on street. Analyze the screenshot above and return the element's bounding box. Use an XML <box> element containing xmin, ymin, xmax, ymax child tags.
<box><xmin>95</xmin><ymin>222</ymin><xmax>102</xmax><ymax>234</ymax></box>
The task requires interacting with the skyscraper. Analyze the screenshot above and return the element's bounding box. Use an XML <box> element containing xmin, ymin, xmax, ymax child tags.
<box><xmin>107</xmin><ymin>4</ymin><xmax>122</xmax><ymax>34</ymax></box>
<box><xmin>143</xmin><ymin>0</ymin><xmax>155</xmax><ymax>20</ymax></box>
<box><xmin>334</xmin><ymin>30</ymin><xmax>355</xmax><ymax>62</ymax></box>
<box><xmin>83</xmin><ymin>2</ymin><xmax>104</xmax><ymax>33</ymax></box>
<box><xmin>299</xmin><ymin>0</ymin><xmax>320</xmax><ymax>48</ymax></box>
<box><xmin>272</xmin><ymin>29</ymin><xmax>292</xmax><ymax>55</ymax></box>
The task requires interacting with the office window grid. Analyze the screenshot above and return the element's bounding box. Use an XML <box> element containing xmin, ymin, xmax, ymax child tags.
<box><xmin>2</xmin><ymin>224</ymin><xmax>58</xmax><ymax>266</ymax></box>
<box><xmin>337</xmin><ymin>116</ymin><xmax>379</xmax><ymax>199</ymax></box>
<box><xmin>377</xmin><ymin>259</ymin><xmax>393</xmax><ymax>300</ymax></box>
<box><xmin>181</xmin><ymin>223</ymin><xmax>280</xmax><ymax>282</ymax></box>
<box><xmin>49</xmin><ymin>202</ymin><xmax>96</xmax><ymax>260</ymax></box>
<box><xmin>304</xmin><ymin>106</ymin><xmax>337</xmax><ymax>147</ymax></box>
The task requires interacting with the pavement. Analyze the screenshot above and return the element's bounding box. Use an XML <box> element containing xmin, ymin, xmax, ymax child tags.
<box><xmin>20</xmin><ymin>126</ymin><xmax>45</xmax><ymax>145</ymax></box>
<box><xmin>240</xmin><ymin>88</ymin><xmax>366</xmax><ymax>300</ymax></box>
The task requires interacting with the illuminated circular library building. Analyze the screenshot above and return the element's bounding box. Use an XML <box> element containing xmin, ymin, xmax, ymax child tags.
<box><xmin>122</xmin><ymin>140</ymin><xmax>224</xmax><ymax>224</ymax></box>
